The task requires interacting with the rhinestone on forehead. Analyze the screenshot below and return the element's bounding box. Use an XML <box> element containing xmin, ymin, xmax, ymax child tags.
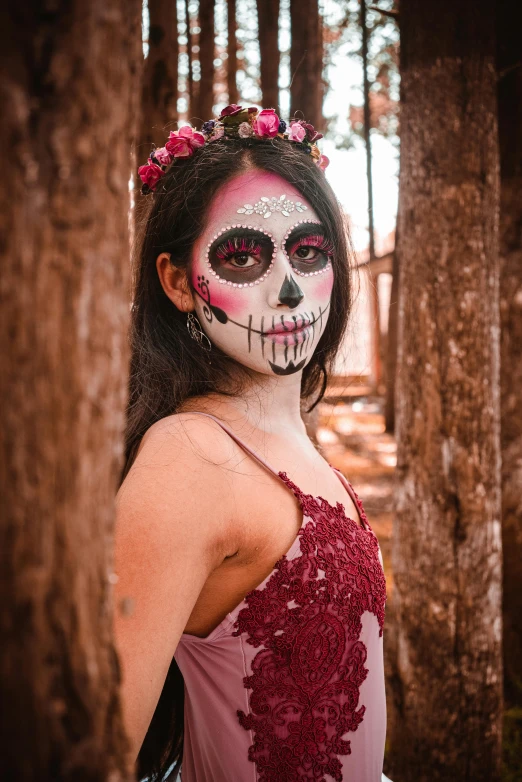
<box><xmin>237</xmin><ymin>194</ymin><xmax>308</xmax><ymax>219</ymax></box>
<box><xmin>206</xmin><ymin>223</ymin><xmax>277</xmax><ymax>288</ymax></box>
<box><xmin>282</xmin><ymin>219</ymin><xmax>333</xmax><ymax>277</ymax></box>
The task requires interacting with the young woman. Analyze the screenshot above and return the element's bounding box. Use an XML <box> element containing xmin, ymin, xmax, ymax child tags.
<box><xmin>114</xmin><ymin>106</ymin><xmax>389</xmax><ymax>782</ymax></box>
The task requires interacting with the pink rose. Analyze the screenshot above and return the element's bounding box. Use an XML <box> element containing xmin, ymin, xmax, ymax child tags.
<box><xmin>318</xmin><ymin>154</ymin><xmax>330</xmax><ymax>171</ymax></box>
<box><xmin>138</xmin><ymin>160</ymin><xmax>164</xmax><ymax>190</ymax></box>
<box><xmin>165</xmin><ymin>126</ymin><xmax>205</xmax><ymax>157</ymax></box>
<box><xmin>288</xmin><ymin>121</ymin><xmax>306</xmax><ymax>143</ymax></box>
<box><xmin>253</xmin><ymin>108</ymin><xmax>280</xmax><ymax>138</ymax></box>
<box><xmin>152</xmin><ymin>146</ymin><xmax>173</xmax><ymax>165</ymax></box>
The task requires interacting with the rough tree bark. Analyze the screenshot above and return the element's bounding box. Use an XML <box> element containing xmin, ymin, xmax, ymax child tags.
<box><xmin>384</xmin><ymin>246</ymin><xmax>399</xmax><ymax>433</ymax></box>
<box><xmin>195</xmin><ymin>0</ymin><xmax>215</xmax><ymax>122</ymax></box>
<box><xmin>140</xmin><ymin>0</ymin><xmax>179</xmax><ymax>153</ymax></box>
<box><xmin>497</xmin><ymin>0</ymin><xmax>522</xmax><ymax>710</ymax></box>
<box><xmin>257</xmin><ymin>0</ymin><xmax>281</xmax><ymax>110</ymax></box>
<box><xmin>185</xmin><ymin>0</ymin><xmax>194</xmax><ymax>119</ymax></box>
<box><xmin>289</xmin><ymin>0</ymin><xmax>323</xmax><ymax>129</ymax></box>
<box><xmin>388</xmin><ymin>2</ymin><xmax>503</xmax><ymax>780</ymax></box>
<box><xmin>0</xmin><ymin>2</ymin><xmax>142</xmax><ymax>780</ymax></box>
<box><xmin>227</xmin><ymin>0</ymin><xmax>239</xmax><ymax>105</ymax></box>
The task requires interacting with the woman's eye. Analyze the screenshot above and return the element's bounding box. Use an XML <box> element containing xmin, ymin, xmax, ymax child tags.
<box><xmin>294</xmin><ymin>246</ymin><xmax>319</xmax><ymax>261</ymax></box>
<box><xmin>208</xmin><ymin>232</ymin><xmax>274</xmax><ymax>283</ymax></box>
<box><xmin>229</xmin><ymin>253</ymin><xmax>258</xmax><ymax>268</ymax></box>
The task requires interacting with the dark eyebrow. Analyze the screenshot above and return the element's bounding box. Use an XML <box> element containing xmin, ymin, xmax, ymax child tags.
<box><xmin>284</xmin><ymin>221</ymin><xmax>327</xmax><ymax>244</ymax></box>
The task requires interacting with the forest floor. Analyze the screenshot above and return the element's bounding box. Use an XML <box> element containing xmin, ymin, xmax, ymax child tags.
<box><xmin>317</xmin><ymin>394</ymin><xmax>522</xmax><ymax>781</ymax></box>
<box><xmin>317</xmin><ymin>395</ymin><xmax>395</xmax><ymax>596</ymax></box>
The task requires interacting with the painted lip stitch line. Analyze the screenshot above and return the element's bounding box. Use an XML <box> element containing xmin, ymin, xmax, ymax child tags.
<box><xmin>262</xmin><ymin>316</ymin><xmax>312</xmax><ymax>345</ymax></box>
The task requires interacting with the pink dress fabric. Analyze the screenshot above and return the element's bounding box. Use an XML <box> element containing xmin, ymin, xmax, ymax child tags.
<box><xmin>174</xmin><ymin>413</ymin><xmax>388</xmax><ymax>782</ymax></box>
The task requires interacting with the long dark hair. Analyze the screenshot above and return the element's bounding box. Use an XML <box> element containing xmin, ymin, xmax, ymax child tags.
<box><xmin>121</xmin><ymin>136</ymin><xmax>355</xmax><ymax>781</ymax></box>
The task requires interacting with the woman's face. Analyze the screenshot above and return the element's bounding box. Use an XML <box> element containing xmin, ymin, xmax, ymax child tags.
<box><xmin>191</xmin><ymin>170</ymin><xmax>335</xmax><ymax>377</ymax></box>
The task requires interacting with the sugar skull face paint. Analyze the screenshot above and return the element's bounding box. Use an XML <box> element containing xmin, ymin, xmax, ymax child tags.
<box><xmin>191</xmin><ymin>171</ymin><xmax>335</xmax><ymax>377</ymax></box>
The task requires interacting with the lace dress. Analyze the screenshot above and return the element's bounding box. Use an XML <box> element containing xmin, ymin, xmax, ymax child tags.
<box><xmin>174</xmin><ymin>413</ymin><xmax>389</xmax><ymax>782</ymax></box>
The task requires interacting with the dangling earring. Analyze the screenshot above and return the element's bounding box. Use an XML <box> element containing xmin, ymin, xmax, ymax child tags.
<box><xmin>187</xmin><ymin>312</ymin><xmax>212</xmax><ymax>354</ymax></box>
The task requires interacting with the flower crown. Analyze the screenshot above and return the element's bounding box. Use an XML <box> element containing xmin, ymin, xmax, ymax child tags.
<box><xmin>138</xmin><ymin>104</ymin><xmax>330</xmax><ymax>194</ymax></box>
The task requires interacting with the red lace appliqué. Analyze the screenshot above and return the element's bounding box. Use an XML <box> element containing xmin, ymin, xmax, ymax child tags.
<box><xmin>232</xmin><ymin>473</ymin><xmax>387</xmax><ymax>782</ymax></box>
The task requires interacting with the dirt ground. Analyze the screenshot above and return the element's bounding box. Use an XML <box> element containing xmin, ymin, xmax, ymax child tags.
<box><xmin>317</xmin><ymin>395</ymin><xmax>395</xmax><ymax>596</ymax></box>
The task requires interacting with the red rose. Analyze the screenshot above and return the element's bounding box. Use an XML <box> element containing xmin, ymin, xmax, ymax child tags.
<box><xmin>138</xmin><ymin>160</ymin><xmax>164</xmax><ymax>191</ymax></box>
<box><xmin>220</xmin><ymin>104</ymin><xmax>243</xmax><ymax>117</ymax></box>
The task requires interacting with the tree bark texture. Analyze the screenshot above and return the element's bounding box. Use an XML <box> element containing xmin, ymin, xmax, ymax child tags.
<box><xmin>194</xmin><ymin>0</ymin><xmax>215</xmax><ymax>122</ymax></box>
<box><xmin>0</xmin><ymin>2</ymin><xmax>142</xmax><ymax>779</ymax></box>
<box><xmin>497</xmin><ymin>0</ymin><xmax>522</xmax><ymax>709</ymax></box>
<box><xmin>289</xmin><ymin>0</ymin><xmax>323</xmax><ymax>129</ymax></box>
<box><xmin>227</xmin><ymin>0</ymin><xmax>239</xmax><ymax>105</ymax></box>
<box><xmin>185</xmin><ymin>0</ymin><xmax>194</xmax><ymax>119</ymax></box>
<box><xmin>140</xmin><ymin>0</ymin><xmax>179</xmax><ymax>154</ymax></box>
<box><xmin>389</xmin><ymin>2</ymin><xmax>503</xmax><ymax>780</ymax></box>
<box><xmin>361</xmin><ymin>0</ymin><xmax>375</xmax><ymax>259</ymax></box>
<box><xmin>384</xmin><ymin>246</ymin><xmax>399</xmax><ymax>433</ymax></box>
<box><xmin>257</xmin><ymin>0</ymin><xmax>281</xmax><ymax>111</ymax></box>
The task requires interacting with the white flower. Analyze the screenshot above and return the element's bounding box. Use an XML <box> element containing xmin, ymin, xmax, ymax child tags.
<box><xmin>238</xmin><ymin>122</ymin><xmax>254</xmax><ymax>138</ymax></box>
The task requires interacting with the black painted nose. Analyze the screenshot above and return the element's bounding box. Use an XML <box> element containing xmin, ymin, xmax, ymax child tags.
<box><xmin>278</xmin><ymin>275</ymin><xmax>304</xmax><ymax>309</ymax></box>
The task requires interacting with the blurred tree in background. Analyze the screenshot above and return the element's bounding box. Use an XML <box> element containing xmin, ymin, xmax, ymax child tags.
<box><xmin>289</xmin><ymin>0</ymin><xmax>323</xmax><ymax>129</ymax></box>
<box><xmin>257</xmin><ymin>0</ymin><xmax>280</xmax><ymax>109</ymax></box>
<box><xmin>141</xmin><ymin>0</ymin><xmax>179</xmax><ymax>151</ymax></box>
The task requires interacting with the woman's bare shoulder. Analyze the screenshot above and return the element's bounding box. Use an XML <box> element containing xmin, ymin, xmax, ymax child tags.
<box><xmin>117</xmin><ymin>412</ymin><xmax>240</xmax><ymax>553</ymax></box>
<box><xmin>134</xmin><ymin>411</ymin><xmax>240</xmax><ymax>473</ymax></box>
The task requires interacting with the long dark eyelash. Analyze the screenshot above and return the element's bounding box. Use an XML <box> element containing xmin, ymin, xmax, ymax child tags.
<box><xmin>290</xmin><ymin>234</ymin><xmax>334</xmax><ymax>256</ymax></box>
<box><xmin>215</xmin><ymin>237</ymin><xmax>262</xmax><ymax>260</ymax></box>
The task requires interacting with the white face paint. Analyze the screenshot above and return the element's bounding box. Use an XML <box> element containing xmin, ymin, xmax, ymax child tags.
<box><xmin>190</xmin><ymin>171</ymin><xmax>335</xmax><ymax>377</ymax></box>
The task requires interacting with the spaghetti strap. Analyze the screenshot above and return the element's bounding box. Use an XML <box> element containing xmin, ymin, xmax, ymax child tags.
<box><xmin>330</xmin><ymin>466</ymin><xmax>367</xmax><ymax>530</ymax></box>
<box><xmin>185</xmin><ymin>411</ymin><xmax>283</xmax><ymax>481</ymax></box>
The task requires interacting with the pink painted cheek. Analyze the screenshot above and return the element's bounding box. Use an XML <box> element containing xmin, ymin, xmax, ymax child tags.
<box><xmin>191</xmin><ymin>270</ymin><xmax>247</xmax><ymax>318</ymax></box>
<box><xmin>203</xmin><ymin>285</ymin><xmax>245</xmax><ymax>317</ymax></box>
<box><xmin>311</xmin><ymin>267</ymin><xmax>334</xmax><ymax>299</ymax></box>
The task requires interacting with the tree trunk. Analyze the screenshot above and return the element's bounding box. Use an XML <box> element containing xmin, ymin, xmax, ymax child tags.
<box><xmin>257</xmin><ymin>0</ymin><xmax>281</xmax><ymax>110</ymax></box>
<box><xmin>384</xmin><ymin>246</ymin><xmax>399</xmax><ymax>432</ymax></box>
<box><xmin>289</xmin><ymin>0</ymin><xmax>323</xmax><ymax>129</ymax></box>
<box><xmin>0</xmin><ymin>2</ymin><xmax>141</xmax><ymax>779</ymax></box>
<box><xmin>195</xmin><ymin>0</ymin><xmax>215</xmax><ymax>122</ymax></box>
<box><xmin>497</xmin><ymin>0</ymin><xmax>522</xmax><ymax>710</ymax></box>
<box><xmin>361</xmin><ymin>0</ymin><xmax>375</xmax><ymax>259</ymax></box>
<box><xmin>185</xmin><ymin>0</ymin><xmax>194</xmax><ymax>120</ymax></box>
<box><xmin>227</xmin><ymin>0</ymin><xmax>239</xmax><ymax>105</ymax></box>
<box><xmin>141</xmin><ymin>0</ymin><xmax>179</xmax><ymax>154</ymax></box>
<box><xmin>388</xmin><ymin>2</ymin><xmax>503</xmax><ymax>780</ymax></box>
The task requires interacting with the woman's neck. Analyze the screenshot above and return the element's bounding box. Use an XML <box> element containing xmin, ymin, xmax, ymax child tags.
<box><xmin>182</xmin><ymin>371</ymin><xmax>308</xmax><ymax>437</ymax></box>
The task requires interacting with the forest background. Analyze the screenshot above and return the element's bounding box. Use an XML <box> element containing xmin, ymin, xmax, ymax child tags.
<box><xmin>1</xmin><ymin>1</ymin><xmax>521</xmax><ymax>781</ymax></box>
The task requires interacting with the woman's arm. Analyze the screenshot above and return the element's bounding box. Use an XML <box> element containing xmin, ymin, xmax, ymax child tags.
<box><xmin>113</xmin><ymin>415</ymin><xmax>237</xmax><ymax>765</ymax></box>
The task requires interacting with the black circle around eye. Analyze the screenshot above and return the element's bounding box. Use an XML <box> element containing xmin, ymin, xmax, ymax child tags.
<box><xmin>208</xmin><ymin>229</ymin><xmax>275</xmax><ymax>283</ymax></box>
